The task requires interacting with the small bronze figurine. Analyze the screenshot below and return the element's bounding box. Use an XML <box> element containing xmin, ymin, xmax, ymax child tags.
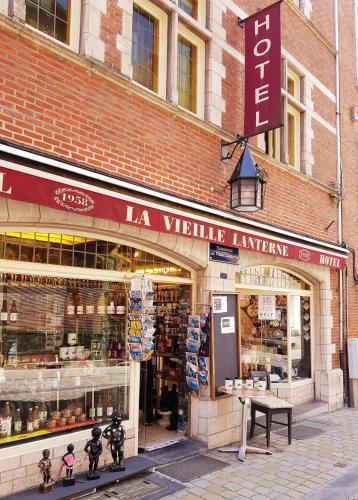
<box><xmin>38</xmin><ymin>449</ymin><xmax>54</xmax><ymax>493</ymax></box>
<box><xmin>103</xmin><ymin>410</ymin><xmax>126</xmax><ymax>471</ymax></box>
<box><xmin>84</xmin><ymin>426</ymin><xmax>102</xmax><ymax>480</ymax></box>
<box><xmin>61</xmin><ymin>443</ymin><xmax>75</xmax><ymax>486</ymax></box>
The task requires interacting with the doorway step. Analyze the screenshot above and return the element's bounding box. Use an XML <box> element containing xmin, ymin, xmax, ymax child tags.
<box><xmin>146</xmin><ymin>437</ymin><xmax>207</xmax><ymax>466</ymax></box>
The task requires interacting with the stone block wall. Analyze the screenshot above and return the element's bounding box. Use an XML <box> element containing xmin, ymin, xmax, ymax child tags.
<box><xmin>0</xmin><ymin>429</ymin><xmax>136</xmax><ymax>497</ymax></box>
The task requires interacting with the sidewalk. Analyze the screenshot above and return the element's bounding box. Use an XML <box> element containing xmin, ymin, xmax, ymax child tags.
<box><xmin>87</xmin><ymin>407</ymin><xmax>358</xmax><ymax>499</ymax></box>
<box><xmin>162</xmin><ymin>407</ymin><xmax>358</xmax><ymax>500</ymax></box>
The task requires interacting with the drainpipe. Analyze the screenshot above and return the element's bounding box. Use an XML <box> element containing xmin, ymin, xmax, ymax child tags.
<box><xmin>333</xmin><ymin>0</ymin><xmax>345</xmax><ymax>382</ymax></box>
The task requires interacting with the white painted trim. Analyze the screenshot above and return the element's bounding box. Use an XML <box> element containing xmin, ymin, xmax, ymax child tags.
<box><xmin>0</xmin><ymin>150</ymin><xmax>348</xmax><ymax>257</ymax></box>
<box><xmin>0</xmin><ymin>0</ymin><xmax>8</xmax><ymax>15</ymax></box>
<box><xmin>178</xmin><ymin>22</ymin><xmax>205</xmax><ymax>119</ymax></box>
<box><xmin>133</xmin><ymin>0</ymin><xmax>168</xmax><ymax>99</ymax></box>
<box><xmin>311</xmin><ymin>111</ymin><xmax>336</xmax><ymax>135</ymax></box>
<box><xmin>282</xmin><ymin>48</ymin><xmax>336</xmax><ymax>103</ymax></box>
<box><xmin>24</xmin><ymin>0</ymin><xmax>81</xmax><ymax>52</ymax></box>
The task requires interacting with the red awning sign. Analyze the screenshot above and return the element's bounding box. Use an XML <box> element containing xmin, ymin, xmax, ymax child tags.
<box><xmin>0</xmin><ymin>164</ymin><xmax>347</xmax><ymax>270</ymax></box>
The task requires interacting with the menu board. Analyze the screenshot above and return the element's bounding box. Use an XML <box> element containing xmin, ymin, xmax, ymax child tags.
<box><xmin>210</xmin><ymin>292</ymin><xmax>240</xmax><ymax>398</ymax></box>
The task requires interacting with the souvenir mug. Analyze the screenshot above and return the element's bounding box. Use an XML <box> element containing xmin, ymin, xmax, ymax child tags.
<box><xmin>68</xmin><ymin>346</ymin><xmax>77</xmax><ymax>360</ymax></box>
<box><xmin>234</xmin><ymin>377</ymin><xmax>242</xmax><ymax>389</ymax></box>
<box><xmin>258</xmin><ymin>379</ymin><xmax>267</xmax><ymax>391</ymax></box>
<box><xmin>245</xmin><ymin>379</ymin><xmax>254</xmax><ymax>389</ymax></box>
<box><xmin>59</xmin><ymin>347</ymin><xmax>69</xmax><ymax>360</ymax></box>
<box><xmin>224</xmin><ymin>378</ymin><xmax>233</xmax><ymax>391</ymax></box>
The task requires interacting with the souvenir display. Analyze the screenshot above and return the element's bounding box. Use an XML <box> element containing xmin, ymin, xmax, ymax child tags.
<box><xmin>38</xmin><ymin>449</ymin><xmax>54</xmax><ymax>493</ymax></box>
<box><xmin>102</xmin><ymin>410</ymin><xmax>126</xmax><ymax>471</ymax></box>
<box><xmin>128</xmin><ymin>279</ymin><xmax>156</xmax><ymax>361</ymax></box>
<box><xmin>60</xmin><ymin>443</ymin><xmax>76</xmax><ymax>486</ymax></box>
<box><xmin>84</xmin><ymin>426</ymin><xmax>103</xmax><ymax>480</ymax></box>
<box><xmin>185</xmin><ymin>314</ymin><xmax>210</xmax><ymax>392</ymax></box>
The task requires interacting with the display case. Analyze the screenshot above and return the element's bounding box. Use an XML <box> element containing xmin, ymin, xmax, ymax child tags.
<box><xmin>0</xmin><ymin>273</ymin><xmax>130</xmax><ymax>447</ymax></box>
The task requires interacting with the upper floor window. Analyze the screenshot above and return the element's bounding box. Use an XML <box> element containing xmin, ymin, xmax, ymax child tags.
<box><xmin>24</xmin><ymin>0</ymin><xmax>80</xmax><ymax>51</ymax></box>
<box><xmin>257</xmin><ymin>65</ymin><xmax>303</xmax><ymax>171</ymax></box>
<box><xmin>25</xmin><ymin>0</ymin><xmax>70</xmax><ymax>44</ymax></box>
<box><xmin>132</xmin><ymin>5</ymin><xmax>159</xmax><ymax>92</ymax></box>
<box><xmin>178</xmin><ymin>0</ymin><xmax>198</xmax><ymax>19</ymax></box>
<box><xmin>131</xmin><ymin>0</ymin><xmax>167</xmax><ymax>98</ymax></box>
<box><xmin>178</xmin><ymin>35</ymin><xmax>197</xmax><ymax>113</ymax></box>
<box><xmin>177</xmin><ymin>24</ymin><xmax>205</xmax><ymax>118</ymax></box>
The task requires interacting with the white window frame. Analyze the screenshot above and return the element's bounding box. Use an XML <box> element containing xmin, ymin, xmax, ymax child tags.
<box><xmin>132</xmin><ymin>0</ymin><xmax>168</xmax><ymax>100</ymax></box>
<box><xmin>178</xmin><ymin>23</ymin><xmax>205</xmax><ymax>119</ymax></box>
<box><xmin>24</xmin><ymin>0</ymin><xmax>81</xmax><ymax>52</ymax></box>
<box><xmin>257</xmin><ymin>129</ymin><xmax>281</xmax><ymax>161</ymax></box>
<box><xmin>287</xmin><ymin>67</ymin><xmax>301</xmax><ymax>100</ymax></box>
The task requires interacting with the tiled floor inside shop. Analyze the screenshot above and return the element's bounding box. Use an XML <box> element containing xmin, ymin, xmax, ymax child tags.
<box><xmin>140</xmin><ymin>424</ymin><xmax>186</xmax><ymax>451</ymax></box>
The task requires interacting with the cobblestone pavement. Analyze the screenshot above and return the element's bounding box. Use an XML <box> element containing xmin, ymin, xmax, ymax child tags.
<box><xmin>88</xmin><ymin>407</ymin><xmax>358</xmax><ymax>500</ymax></box>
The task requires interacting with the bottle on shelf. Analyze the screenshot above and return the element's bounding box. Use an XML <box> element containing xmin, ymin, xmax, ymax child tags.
<box><xmin>9</xmin><ymin>299</ymin><xmax>17</xmax><ymax>323</ymax></box>
<box><xmin>1</xmin><ymin>298</ymin><xmax>8</xmax><ymax>323</ymax></box>
<box><xmin>85</xmin><ymin>293</ymin><xmax>95</xmax><ymax>315</ymax></box>
<box><xmin>2</xmin><ymin>401</ymin><xmax>12</xmax><ymax>436</ymax></box>
<box><xmin>39</xmin><ymin>402</ymin><xmax>47</xmax><ymax>428</ymax></box>
<box><xmin>13</xmin><ymin>408</ymin><xmax>22</xmax><ymax>434</ymax></box>
<box><xmin>33</xmin><ymin>405</ymin><xmax>40</xmax><ymax>431</ymax></box>
<box><xmin>76</xmin><ymin>292</ymin><xmax>84</xmax><ymax>315</ymax></box>
<box><xmin>97</xmin><ymin>290</ymin><xmax>106</xmax><ymax>315</ymax></box>
<box><xmin>107</xmin><ymin>293</ymin><xmax>115</xmax><ymax>315</ymax></box>
<box><xmin>66</xmin><ymin>291</ymin><xmax>75</xmax><ymax>315</ymax></box>
<box><xmin>26</xmin><ymin>408</ymin><xmax>34</xmax><ymax>433</ymax></box>
<box><xmin>116</xmin><ymin>292</ymin><xmax>126</xmax><ymax>315</ymax></box>
<box><xmin>96</xmin><ymin>394</ymin><xmax>103</xmax><ymax>422</ymax></box>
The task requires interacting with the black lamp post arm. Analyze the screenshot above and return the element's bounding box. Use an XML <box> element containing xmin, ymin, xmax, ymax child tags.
<box><xmin>221</xmin><ymin>135</ymin><xmax>248</xmax><ymax>161</ymax></box>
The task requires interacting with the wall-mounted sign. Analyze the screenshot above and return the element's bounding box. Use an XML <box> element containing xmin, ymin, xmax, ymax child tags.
<box><xmin>0</xmin><ymin>162</ymin><xmax>347</xmax><ymax>269</ymax></box>
<box><xmin>213</xmin><ymin>296</ymin><xmax>228</xmax><ymax>314</ymax></box>
<box><xmin>221</xmin><ymin>316</ymin><xmax>235</xmax><ymax>334</ymax></box>
<box><xmin>244</xmin><ymin>1</ymin><xmax>282</xmax><ymax>137</ymax></box>
<box><xmin>258</xmin><ymin>295</ymin><xmax>276</xmax><ymax>320</ymax></box>
<box><xmin>209</xmin><ymin>243</ymin><xmax>240</xmax><ymax>264</ymax></box>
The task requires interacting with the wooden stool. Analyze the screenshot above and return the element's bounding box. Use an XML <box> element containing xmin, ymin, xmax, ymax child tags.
<box><xmin>249</xmin><ymin>396</ymin><xmax>293</xmax><ymax>448</ymax></box>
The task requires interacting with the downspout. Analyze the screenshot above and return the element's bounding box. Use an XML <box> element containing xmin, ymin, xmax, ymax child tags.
<box><xmin>333</xmin><ymin>0</ymin><xmax>345</xmax><ymax>383</ymax></box>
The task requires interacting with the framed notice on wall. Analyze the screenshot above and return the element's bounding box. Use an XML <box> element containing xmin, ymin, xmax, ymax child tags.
<box><xmin>210</xmin><ymin>292</ymin><xmax>240</xmax><ymax>399</ymax></box>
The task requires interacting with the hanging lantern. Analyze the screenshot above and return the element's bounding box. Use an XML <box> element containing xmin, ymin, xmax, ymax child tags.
<box><xmin>228</xmin><ymin>146</ymin><xmax>266</xmax><ymax>212</ymax></box>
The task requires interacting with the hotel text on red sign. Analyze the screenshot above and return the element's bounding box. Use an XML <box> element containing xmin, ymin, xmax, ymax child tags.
<box><xmin>0</xmin><ymin>165</ymin><xmax>347</xmax><ymax>270</ymax></box>
<box><xmin>244</xmin><ymin>1</ymin><xmax>282</xmax><ymax>137</ymax></box>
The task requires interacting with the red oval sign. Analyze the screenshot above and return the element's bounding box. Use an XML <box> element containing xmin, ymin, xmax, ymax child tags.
<box><xmin>298</xmin><ymin>249</ymin><xmax>311</xmax><ymax>262</ymax></box>
<box><xmin>54</xmin><ymin>188</ymin><xmax>95</xmax><ymax>213</ymax></box>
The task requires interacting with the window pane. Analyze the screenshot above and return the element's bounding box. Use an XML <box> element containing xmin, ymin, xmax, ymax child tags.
<box><xmin>132</xmin><ymin>5</ymin><xmax>159</xmax><ymax>92</ymax></box>
<box><xmin>290</xmin><ymin>296</ymin><xmax>311</xmax><ymax>380</ymax></box>
<box><xmin>178</xmin><ymin>35</ymin><xmax>197</xmax><ymax>113</ymax></box>
<box><xmin>25</xmin><ymin>1</ymin><xmax>38</xmax><ymax>28</ymax></box>
<box><xmin>178</xmin><ymin>0</ymin><xmax>198</xmax><ymax>19</ymax></box>
<box><xmin>240</xmin><ymin>295</ymin><xmax>288</xmax><ymax>383</ymax></box>
<box><xmin>26</xmin><ymin>0</ymin><xmax>70</xmax><ymax>45</ymax></box>
<box><xmin>288</xmin><ymin>112</ymin><xmax>295</xmax><ymax>166</ymax></box>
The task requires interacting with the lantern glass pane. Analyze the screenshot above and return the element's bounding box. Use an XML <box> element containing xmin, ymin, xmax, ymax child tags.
<box><xmin>240</xmin><ymin>179</ymin><xmax>256</xmax><ymax>206</ymax></box>
<box><xmin>231</xmin><ymin>182</ymin><xmax>239</xmax><ymax>207</ymax></box>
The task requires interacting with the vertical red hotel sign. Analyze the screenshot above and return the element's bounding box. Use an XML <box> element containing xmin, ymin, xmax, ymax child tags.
<box><xmin>244</xmin><ymin>1</ymin><xmax>282</xmax><ymax>137</ymax></box>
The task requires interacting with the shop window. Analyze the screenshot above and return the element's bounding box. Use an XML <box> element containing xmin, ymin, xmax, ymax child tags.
<box><xmin>0</xmin><ymin>273</ymin><xmax>130</xmax><ymax>447</ymax></box>
<box><xmin>131</xmin><ymin>0</ymin><xmax>168</xmax><ymax>98</ymax></box>
<box><xmin>24</xmin><ymin>0</ymin><xmax>80</xmax><ymax>51</ymax></box>
<box><xmin>0</xmin><ymin>233</ymin><xmax>191</xmax><ymax>278</ymax></box>
<box><xmin>237</xmin><ymin>267</ymin><xmax>312</xmax><ymax>385</ymax></box>
<box><xmin>178</xmin><ymin>24</ymin><xmax>205</xmax><ymax>118</ymax></box>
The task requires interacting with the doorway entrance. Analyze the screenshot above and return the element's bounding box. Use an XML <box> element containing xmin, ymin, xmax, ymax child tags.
<box><xmin>138</xmin><ymin>283</ymin><xmax>191</xmax><ymax>452</ymax></box>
